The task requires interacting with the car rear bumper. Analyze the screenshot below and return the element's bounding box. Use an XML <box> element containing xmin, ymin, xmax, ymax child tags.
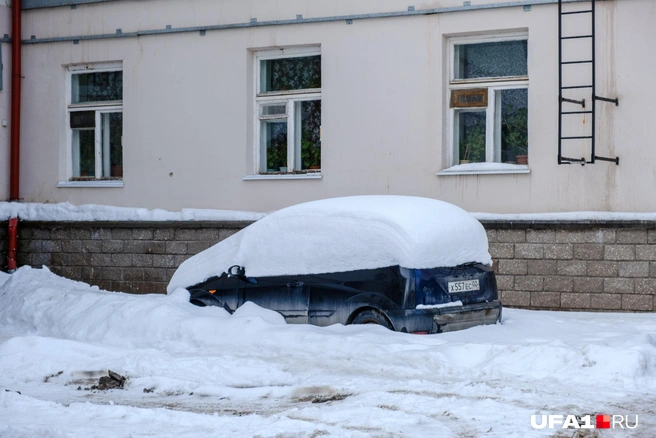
<box><xmin>429</xmin><ymin>300</ymin><xmax>502</xmax><ymax>333</ymax></box>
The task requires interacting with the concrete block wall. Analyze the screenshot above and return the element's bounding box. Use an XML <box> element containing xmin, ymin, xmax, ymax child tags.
<box><xmin>1</xmin><ymin>219</ymin><xmax>655</xmax><ymax>311</ymax></box>
<box><xmin>484</xmin><ymin>223</ymin><xmax>656</xmax><ymax>312</ymax></box>
<box><xmin>1</xmin><ymin>221</ymin><xmax>250</xmax><ymax>294</ymax></box>
<box><xmin>0</xmin><ymin>224</ymin><xmax>6</xmax><ymax>272</ymax></box>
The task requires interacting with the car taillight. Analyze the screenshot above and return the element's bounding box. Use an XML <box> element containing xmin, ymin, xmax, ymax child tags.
<box><xmin>412</xmin><ymin>331</ymin><xmax>429</xmax><ymax>335</ymax></box>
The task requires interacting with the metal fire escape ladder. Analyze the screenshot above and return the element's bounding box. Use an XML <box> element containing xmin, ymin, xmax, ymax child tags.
<box><xmin>558</xmin><ymin>0</ymin><xmax>619</xmax><ymax>165</ymax></box>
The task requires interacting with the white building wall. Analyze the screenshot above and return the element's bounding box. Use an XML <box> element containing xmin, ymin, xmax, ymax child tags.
<box><xmin>0</xmin><ymin>4</ymin><xmax>11</xmax><ymax>202</ymax></box>
<box><xmin>1</xmin><ymin>0</ymin><xmax>655</xmax><ymax>213</ymax></box>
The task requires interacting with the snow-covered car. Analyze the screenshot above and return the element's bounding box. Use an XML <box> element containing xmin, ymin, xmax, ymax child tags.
<box><xmin>167</xmin><ymin>196</ymin><xmax>501</xmax><ymax>334</ymax></box>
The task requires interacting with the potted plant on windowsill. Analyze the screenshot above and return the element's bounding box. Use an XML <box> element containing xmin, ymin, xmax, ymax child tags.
<box><xmin>502</xmin><ymin>106</ymin><xmax>528</xmax><ymax>165</ymax></box>
<box><xmin>267</xmin><ymin>142</ymin><xmax>288</xmax><ymax>173</ymax></box>
<box><xmin>301</xmin><ymin>138</ymin><xmax>321</xmax><ymax>170</ymax></box>
<box><xmin>110</xmin><ymin>146</ymin><xmax>123</xmax><ymax>178</ymax></box>
<box><xmin>514</xmin><ymin>153</ymin><xmax>528</xmax><ymax>165</ymax></box>
<box><xmin>78</xmin><ymin>156</ymin><xmax>94</xmax><ymax>178</ymax></box>
<box><xmin>459</xmin><ymin>122</ymin><xmax>485</xmax><ymax>164</ymax></box>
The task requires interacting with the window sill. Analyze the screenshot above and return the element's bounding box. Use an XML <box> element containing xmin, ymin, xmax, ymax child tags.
<box><xmin>57</xmin><ymin>180</ymin><xmax>124</xmax><ymax>188</ymax></box>
<box><xmin>243</xmin><ymin>173</ymin><xmax>322</xmax><ymax>181</ymax></box>
<box><xmin>437</xmin><ymin>163</ymin><xmax>530</xmax><ymax>176</ymax></box>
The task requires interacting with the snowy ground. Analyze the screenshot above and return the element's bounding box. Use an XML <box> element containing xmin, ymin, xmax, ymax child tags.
<box><xmin>0</xmin><ymin>267</ymin><xmax>655</xmax><ymax>437</ymax></box>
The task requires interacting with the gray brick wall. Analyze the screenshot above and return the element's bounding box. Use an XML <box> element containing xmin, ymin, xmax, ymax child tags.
<box><xmin>1</xmin><ymin>221</ymin><xmax>250</xmax><ymax>294</ymax></box>
<box><xmin>0</xmin><ymin>224</ymin><xmax>6</xmax><ymax>271</ymax></box>
<box><xmin>485</xmin><ymin>222</ymin><xmax>656</xmax><ymax>312</ymax></box>
<box><xmin>1</xmin><ymin>219</ymin><xmax>655</xmax><ymax>312</ymax></box>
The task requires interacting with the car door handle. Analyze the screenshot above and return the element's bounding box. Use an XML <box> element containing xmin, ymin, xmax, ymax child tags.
<box><xmin>287</xmin><ymin>281</ymin><xmax>304</xmax><ymax>288</ymax></box>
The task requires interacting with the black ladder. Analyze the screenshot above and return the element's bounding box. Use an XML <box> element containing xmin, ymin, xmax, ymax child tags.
<box><xmin>558</xmin><ymin>0</ymin><xmax>619</xmax><ymax>165</ymax></box>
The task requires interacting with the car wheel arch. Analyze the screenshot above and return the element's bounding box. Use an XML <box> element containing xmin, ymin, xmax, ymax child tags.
<box><xmin>343</xmin><ymin>292</ymin><xmax>400</xmax><ymax>310</ymax></box>
<box><xmin>348</xmin><ymin>306</ymin><xmax>395</xmax><ymax>330</ymax></box>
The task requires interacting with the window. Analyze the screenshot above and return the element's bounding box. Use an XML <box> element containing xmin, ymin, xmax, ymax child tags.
<box><xmin>67</xmin><ymin>63</ymin><xmax>123</xmax><ymax>180</ymax></box>
<box><xmin>448</xmin><ymin>34</ymin><xmax>528</xmax><ymax>167</ymax></box>
<box><xmin>254</xmin><ymin>47</ymin><xmax>321</xmax><ymax>174</ymax></box>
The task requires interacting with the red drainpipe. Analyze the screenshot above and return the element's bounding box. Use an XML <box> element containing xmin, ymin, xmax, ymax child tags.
<box><xmin>7</xmin><ymin>0</ymin><xmax>22</xmax><ymax>273</ymax></box>
<box><xmin>7</xmin><ymin>218</ymin><xmax>18</xmax><ymax>272</ymax></box>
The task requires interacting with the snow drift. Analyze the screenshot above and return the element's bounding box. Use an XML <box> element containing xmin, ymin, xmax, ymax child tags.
<box><xmin>1</xmin><ymin>267</ymin><xmax>656</xmax><ymax>437</ymax></box>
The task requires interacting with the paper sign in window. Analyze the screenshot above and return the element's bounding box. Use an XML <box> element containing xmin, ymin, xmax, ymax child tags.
<box><xmin>450</xmin><ymin>89</ymin><xmax>488</xmax><ymax>108</ymax></box>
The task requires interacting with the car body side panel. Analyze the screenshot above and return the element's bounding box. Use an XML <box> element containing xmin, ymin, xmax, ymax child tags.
<box><xmin>305</xmin><ymin>285</ymin><xmax>398</xmax><ymax>327</ymax></box>
<box><xmin>303</xmin><ymin>268</ymin><xmax>404</xmax><ymax>327</ymax></box>
<box><xmin>243</xmin><ymin>282</ymin><xmax>310</xmax><ymax>324</ymax></box>
<box><xmin>188</xmin><ymin>264</ymin><xmax>501</xmax><ymax>333</ymax></box>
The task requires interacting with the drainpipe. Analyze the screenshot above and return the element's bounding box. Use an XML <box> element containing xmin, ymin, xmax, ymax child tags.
<box><xmin>7</xmin><ymin>218</ymin><xmax>18</xmax><ymax>272</ymax></box>
<box><xmin>7</xmin><ymin>0</ymin><xmax>22</xmax><ymax>273</ymax></box>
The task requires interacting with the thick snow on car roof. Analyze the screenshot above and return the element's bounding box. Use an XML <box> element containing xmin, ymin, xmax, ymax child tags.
<box><xmin>167</xmin><ymin>196</ymin><xmax>491</xmax><ymax>293</ymax></box>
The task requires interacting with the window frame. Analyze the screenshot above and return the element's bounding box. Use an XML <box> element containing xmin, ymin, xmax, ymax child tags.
<box><xmin>444</xmin><ymin>32</ymin><xmax>529</xmax><ymax>173</ymax></box>
<box><xmin>64</xmin><ymin>62</ymin><xmax>123</xmax><ymax>185</ymax></box>
<box><xmin>252</xmin><ymin>47</ymin><xmax>322</xmax><ymax>177</ymax></box>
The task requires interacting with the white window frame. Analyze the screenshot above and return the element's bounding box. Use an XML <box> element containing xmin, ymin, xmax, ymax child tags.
<box><xmin>63</xmin><ymin>62</ymin><xmax>123</xmax><ymax>186</ymax></box>
<box><xmin>443</xmin><ymin>32</ymin><xmax>529</xmax><ymax>174</ymax></box>
<box><xmin>252</xmin><ymin>47</ymin><xmax>322</xmax><ymax>177</ymax></box>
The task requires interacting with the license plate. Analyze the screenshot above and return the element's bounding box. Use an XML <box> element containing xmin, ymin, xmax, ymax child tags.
<box><xmin>448</xmin><ymin>279</ymin><xmax>480</xmax><ymax>293</ymax></box>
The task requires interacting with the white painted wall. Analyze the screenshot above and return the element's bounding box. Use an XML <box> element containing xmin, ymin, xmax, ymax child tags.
<box><xmin>0</xmin><ymin>4</ymin><xmax>11</xmax><ymax>202</ymax></box>
<box><xmin>1</xmin><ymin>0</ymin><xmax>655</xmax><ymax>213</ymax></box>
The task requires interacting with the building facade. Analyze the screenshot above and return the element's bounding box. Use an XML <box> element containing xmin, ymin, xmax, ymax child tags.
<box><xmin>0</xmin><ymin>0</ymin><xmax>654</xmax><ymax>214</ymax></box>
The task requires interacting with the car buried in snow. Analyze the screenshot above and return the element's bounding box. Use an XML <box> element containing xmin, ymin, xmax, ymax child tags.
<box><xmin>167</xmin><ymin>196</ymin><xmax>502</xmax><ymax>334</ymax></box>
